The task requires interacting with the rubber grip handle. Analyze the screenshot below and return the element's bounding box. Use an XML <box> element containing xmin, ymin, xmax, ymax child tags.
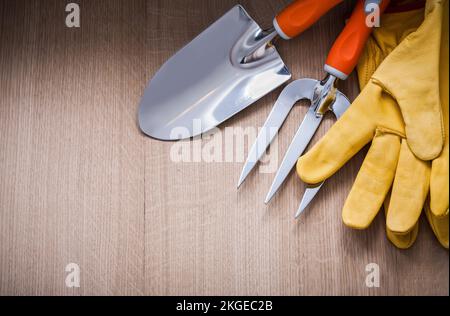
<box><xmin>324</xmin><ymin>0</ymin><xmax>390</xmax><ymax>79</ymax></box>
<box><xmin>274</xmin><ymin>0</ymin><xmax>343</xmax><ymax>40</ymax></box>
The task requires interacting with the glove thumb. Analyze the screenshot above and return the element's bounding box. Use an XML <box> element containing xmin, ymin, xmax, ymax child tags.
<box><xmin>371</xmin><ymin>0</ymin><xmax>445</xmax><ymax>160</ymax></box>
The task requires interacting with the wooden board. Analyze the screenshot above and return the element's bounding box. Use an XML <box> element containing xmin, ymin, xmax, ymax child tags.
<box><xmin>0</xmin><ymin>0</ymin><xmax>448</xmax><ymax>296</ymax></box>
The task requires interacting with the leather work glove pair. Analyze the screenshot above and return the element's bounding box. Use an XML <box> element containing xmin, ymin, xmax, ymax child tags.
<box><xmin>297</xmin><ymin>0</ymin><xmax>449</xmax><ymax>249</ymax></box>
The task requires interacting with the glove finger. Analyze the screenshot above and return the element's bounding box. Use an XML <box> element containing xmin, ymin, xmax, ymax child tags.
<box><xmin>425</xmin><ymin>203</ymin><xmax>449</xmax><ymax>249</ymax></box>
<box><xmin>430</xmin><ymin>152</ymin><xmax>449</xmax><ymax>217</ymax></box>
<box><xmin>430</xmin><ymin>0</ymin><xmax>449</xmax><ymax>217</ymax></box>
<box><xmin>383</xmin><ymin>191</ymin><xmax>419</xmax><ymax>249</ymax></box>
<box><xmin>386</xmin><ymin>139</ymin><xmax>430</xmax><ymax>234</ymax></box>
<box><xmin>386</xmin><ymin>223</ymin><xmax>419</xmax><ymax>249</ymax></box>
<box><xmin>342</xmin><ymin>131</ymin><xmax>400</xmax><ymax>229</ymax></box>
<box><xmin>297</xmin><ymin>85</ymin><xmax>380</xmax><ymax>185</ymax></box>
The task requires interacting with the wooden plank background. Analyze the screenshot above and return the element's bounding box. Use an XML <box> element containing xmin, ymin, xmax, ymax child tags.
<box><xmin>0</xmin><ymin>0</ymin><xmax>448</xmax><ymax>296</ymax></box>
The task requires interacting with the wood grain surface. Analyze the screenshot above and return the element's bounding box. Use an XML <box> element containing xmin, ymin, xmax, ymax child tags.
<box><xmin>0</xmin><ymin>0</ymin><xmax>448</xmax><ymax>296</ymax></box>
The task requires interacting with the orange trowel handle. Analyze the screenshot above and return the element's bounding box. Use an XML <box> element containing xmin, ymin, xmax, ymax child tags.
<box><xmin>325</xmin><ymin>0</ymin><xmax>390</xmax><ymax>80</ymax></box>
<box><xmin>274</xmin><ymin>0</ymin><xmax>343</xmax><ymax>40</ymax></box>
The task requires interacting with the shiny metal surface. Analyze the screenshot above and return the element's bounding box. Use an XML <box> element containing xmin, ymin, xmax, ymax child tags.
<box><xmin>265</xmin><ymin>84</ymin><xmax>349</xmax><ymax>204</ymax></box>
<box><xmin>295</xmin><ymin>92</ymin><xmax>350</xmax><ymax>216</ymax></box>
<box><xmin>264</xmin><ymin>103</ymin><xmax>323</xmax><ymax>204</ymax></box>
<box><xmin>237</xmin><ymin>79</ymin><xmax>318</xmax><ymax>188</ymax></box>
<box><xmin>138</xmin><ymin>5</ymin><xmax>290</xmax><ymax>140</ymax></box>
<box><xmin>295</xmin><ymin>182</ymin><xmax>323</xmax><ymax>218</ymax></box>
<box><xmin>313</xmin><ymin>74</ymin><xmax>339</xmax><ymax>116</ymax></box>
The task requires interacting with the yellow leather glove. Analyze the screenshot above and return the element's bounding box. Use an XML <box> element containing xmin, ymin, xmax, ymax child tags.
<box><xmin>425</xmin><ymin>0</ymin><xmax>449</xmax><ymax>248</ymax></box>
<box><xmin>297</xmin><ymin>0</ymin><xmax>449</xmax><ymax>249</ymax></box>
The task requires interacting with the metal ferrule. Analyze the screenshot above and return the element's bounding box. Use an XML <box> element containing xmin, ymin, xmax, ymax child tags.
<box><xmin>312</xmin><ymin>74</ymin><xmax>339</xmax><ymax>117</ymax></box>
<box><xmin>240</xmin><ymin>28</ymin><xmax>278</xmax><ymax>64</ymax></box>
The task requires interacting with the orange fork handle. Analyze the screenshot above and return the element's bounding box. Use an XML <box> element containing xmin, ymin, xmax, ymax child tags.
<box><xmin>324</xmin><ymin>0</ymin><xmax>390</xmax><ymax>79</ymax></box>
<box><xmin>274</xmin><ymin>0</ymin><xmax>343</xmax><ymax>40</ymax></box>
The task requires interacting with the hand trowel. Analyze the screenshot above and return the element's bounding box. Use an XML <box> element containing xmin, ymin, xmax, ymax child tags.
<box><xmin>138</xmin><ymin>0</ymin><xmax>343</xmax><ymax>140</ymax></box>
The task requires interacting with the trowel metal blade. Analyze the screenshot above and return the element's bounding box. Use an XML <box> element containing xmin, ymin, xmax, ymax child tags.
<box><xmin>138</xmin><ymin>5</ymin><xmax>291</xmax><ymax>140</ymax></box>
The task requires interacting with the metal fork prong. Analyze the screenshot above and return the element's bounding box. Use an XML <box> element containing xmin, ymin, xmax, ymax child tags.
<box><xmin>295</xmin><ymin>182</ymin><xmax>324</xmax><ymax>218</ymax></box>
<box><xmin>237</xmin><ymin>79</ymin><xmax>318</xmax><ymax>188</ymax></box>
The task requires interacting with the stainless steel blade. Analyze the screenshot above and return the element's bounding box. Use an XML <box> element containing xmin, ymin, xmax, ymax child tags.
<box><xmin>265</xmin><ymin>104</ymin><xmax>323</xmax><ymax>204</ymax></box>
<box><xmin>139</xmin><ymin>5</ymin><xmax>291</xmax><ymax>140</ymax></box>
<box><xmin>237</xmin><ymin>79</ymin><xmax>318</xmax><ymax>188</ymax></box>
<box><xmin>295</xmin><ymin>91</ymin><xmax>351</xmax><ymax>215</ymax></box>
